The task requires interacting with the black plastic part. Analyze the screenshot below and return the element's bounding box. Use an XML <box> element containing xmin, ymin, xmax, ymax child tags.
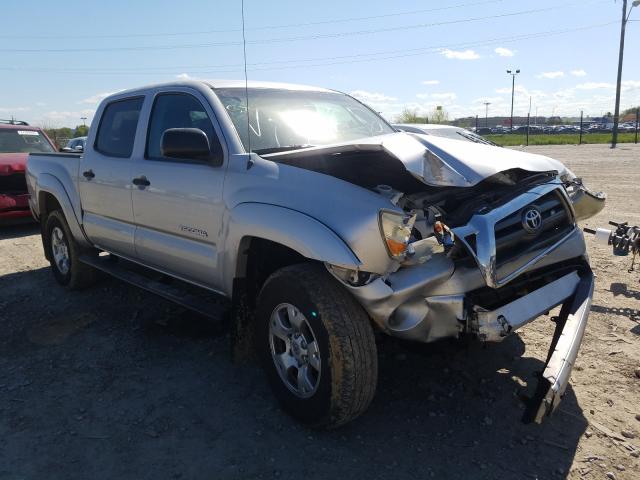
<box><xmin>161</xmin><ymin>128</ymin><xmax>221</xmax><ymax>165</ymax></box>
<box><xmin>521</xmin><ymin>299</ymin><xmax>571</xmax><ymax>424</ymax></box>
<box><xmin>132</xmin><ymin>176</ymin><xmax>150</xmax><ymax>187</ymax></box>
<box><xmin>79</xmin><ymin>254</ymin><xmax>229</xmax><ymax>321</ymax></box>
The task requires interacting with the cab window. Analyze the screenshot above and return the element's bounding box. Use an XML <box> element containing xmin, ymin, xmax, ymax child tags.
<box><xmin>95</xmin><ymin>97</ymin><xmax>144</xmax><ymax>158</ymax></box>
<box><xmin>146</xmin><ymin>93</ymin><xmax>222</xmax><ymax>162</ymax></box>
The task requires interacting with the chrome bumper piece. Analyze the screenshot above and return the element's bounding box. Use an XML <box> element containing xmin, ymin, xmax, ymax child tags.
<box><xmin>474</xmin><ymin>271</ymin><xmax>581</xmax><ymax>342</ymax></box>
<box><xmin>523</xmin><ymin>270</ymin><xmax>594</xmax><ymax>423</ymax></box>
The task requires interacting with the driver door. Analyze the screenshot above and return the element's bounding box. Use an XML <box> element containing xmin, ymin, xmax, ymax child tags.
<box><xmin>131</xmin><ymin>88</ymin><xmax>227</xmax><ymax>290</ymax></box>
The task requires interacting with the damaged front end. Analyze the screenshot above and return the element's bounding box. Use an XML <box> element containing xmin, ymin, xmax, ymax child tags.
<box><xmin>267</xmin><ymin>133</ymin><xmax>596</xmax><ymax>423</ymax></box>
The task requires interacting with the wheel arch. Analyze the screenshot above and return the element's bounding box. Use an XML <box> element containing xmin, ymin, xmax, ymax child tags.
<box><xmin>35</xmin><ymin>174</ymin><xmax>92</xmax><ymax>248</ymax></box>
<box><xmin>223</xmin><ymin>202</ymin><xmax>361</xmax><ymax>298</ymax></box>
<box><xmin>225</xmin><ymin>203</ymin><xmax>362</xmax><ymax>363</ymax></box>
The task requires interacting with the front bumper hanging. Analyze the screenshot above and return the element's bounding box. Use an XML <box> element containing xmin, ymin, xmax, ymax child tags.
<box><xmin>522</xmin><ymin>270</ymin><xmax>594</xmax><ymax>423</ymax></box>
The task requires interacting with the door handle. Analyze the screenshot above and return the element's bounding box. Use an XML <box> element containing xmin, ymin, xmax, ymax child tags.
<box><xmin>82</xmin><ymin>169</ymin><xmax>95</xmax><ymax>180</ymax></box>
<box><xmin>132</xmin><ymin>176</ymin><xmax>151</xmax><ymax>187</ymax></box>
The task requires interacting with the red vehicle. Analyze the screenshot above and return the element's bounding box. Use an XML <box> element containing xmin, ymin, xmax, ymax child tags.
<box><xmin>0</xmin><ymin>119</ymin><xmax>57</xmax><ymax>222</ymax></box>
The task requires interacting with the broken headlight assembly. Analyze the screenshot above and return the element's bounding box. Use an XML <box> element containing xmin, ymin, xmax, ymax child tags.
<box><xmin>560</xmin><ymin>173</ymin><xmax>606</xmax><ymax>221</ymax></box>
<box><xmin>325</xmin><ymin>264</ymin><xmax>378</xmax><ymax>287</ymax></box>
<box><xmin>379</xmin><ymin>210</ymin><xmax>417</xmax><ymax>259</ymax></box>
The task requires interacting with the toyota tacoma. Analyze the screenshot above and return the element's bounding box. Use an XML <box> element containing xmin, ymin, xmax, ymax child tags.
<box><xmin>26</xmin><ymin>80</ymin><xmax>602</xmax><ymax>428</ymax></box>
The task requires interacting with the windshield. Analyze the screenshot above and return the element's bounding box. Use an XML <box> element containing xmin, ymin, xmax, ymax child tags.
<box><xmin>0</xmin><ymin>129</ymin><xmax>55</xmax><ymax>153</ymax></box>
<box><xmin>214</xmin><ymin>88</ymin><xmax>395</xmax><ymax>153</ymax></box>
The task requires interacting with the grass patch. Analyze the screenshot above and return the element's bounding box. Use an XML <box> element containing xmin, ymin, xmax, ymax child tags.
<box><xmin>485</xmin><ymin>133</ymin><xmax>638</xmax><ymax>146</ymax></box>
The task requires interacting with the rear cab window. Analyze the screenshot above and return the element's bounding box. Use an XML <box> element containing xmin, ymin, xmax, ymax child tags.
<box><xmin>95</xmin><ymin>97</ymin><xmax>144</xmax><ymax>157</ymax></box>
<box><xmin>0</xmin><ymin>129</ymin><xmax>55</xmax><ymax>153</ymax></box>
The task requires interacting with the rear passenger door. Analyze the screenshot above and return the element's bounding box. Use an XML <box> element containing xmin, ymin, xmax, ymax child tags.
<box><xmin>131</xmin><ymin>88</ymin><xmax>227</xmax><ymax>290</ymax></box>
<box><xmin>79</xmin><ymin>96</ymin><xmax>143</xmax><ymax>257</ymax></box>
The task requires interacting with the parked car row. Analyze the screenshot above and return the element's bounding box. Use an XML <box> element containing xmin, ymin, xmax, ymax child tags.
<box><xmin>471</xmin><ymin>122</ymin><xmax>638</xmax><ymax>135</ymax></box>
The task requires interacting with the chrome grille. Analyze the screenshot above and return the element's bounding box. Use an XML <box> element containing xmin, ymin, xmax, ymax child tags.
<box><xmin>494</xmin><ymin>190</ymin><xmax>573</xmax><ymax>270</ymax></box>
<box><xmin>452</xmin><ymin>181</ymin><xmax>577</xmax><ymax>289</ymax></box>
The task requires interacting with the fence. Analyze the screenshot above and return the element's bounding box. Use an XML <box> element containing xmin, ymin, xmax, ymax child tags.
<box><xmin>467</xmin><ymin>108</ymin><xmax>639</xmax><ymax>147</ymax></box>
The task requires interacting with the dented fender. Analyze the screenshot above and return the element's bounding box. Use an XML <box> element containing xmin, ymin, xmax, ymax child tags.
<box><xmin>221</xmin><ymin>202</ymin><xmax>362</xmax><ymax>296</ymax></box>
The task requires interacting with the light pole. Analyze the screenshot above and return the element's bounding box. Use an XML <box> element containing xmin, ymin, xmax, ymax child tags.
<box><xmin>483</xmin><ymin>102</ymin><xmax>491</xmax><ymax>128</ymax></box>
<box><xmin>80</xmin><ymin>117</ymin><xmax>87</xmax><ymax>127</ymax></box>
<box><xmin>507</xmin><ymin>69</ymin><xmax>520</xmax><ymax>132</ymax></box>
<box><xmin>612</xmin><ymin>0</ymin><xmax>640</xmax><ymax>148</ymax></box>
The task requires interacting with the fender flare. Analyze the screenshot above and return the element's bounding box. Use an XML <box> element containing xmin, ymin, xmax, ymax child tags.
<box><xmin>36</xmin><ymin>173</ymin><xmax>91</xmax><ymax>248</ymax></box>
<box><xmin>222</xmin><ymin>202</ymin><xmax>361</xmax><ymax>295</ymax></box>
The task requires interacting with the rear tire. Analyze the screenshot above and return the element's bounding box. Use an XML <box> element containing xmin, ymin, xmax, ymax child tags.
<box><xmin>43</xmin><ymin>210</ymin><xmax>98</xmax><ymax>289</ymax></box>
<box><xmin>256</xmin><ymin>263</ymin><xmax>378</xmax><ymax>428</ymax></box>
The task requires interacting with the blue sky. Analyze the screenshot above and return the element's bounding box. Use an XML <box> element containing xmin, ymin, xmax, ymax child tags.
<box><xmin>1</xmin><ymin>0</ymin><xmax>639</xmax><ymax>127</ymax></box>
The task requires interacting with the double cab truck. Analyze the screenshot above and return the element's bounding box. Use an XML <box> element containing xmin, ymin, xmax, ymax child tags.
<box><xmin>27</xmin><ymin>80</ymin><xmax>603</xmax><ymax>428</ymax></box>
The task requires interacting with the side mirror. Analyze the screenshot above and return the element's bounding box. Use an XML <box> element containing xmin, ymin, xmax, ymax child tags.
<box><xmin>74</xmin><ymin>145</ymin><xmax>84</xmax><ymax>152</ymax></box>
<box><xmin>161</xmin><ymin>128</ymin><xmax>215</xmax><ymax>162</ymax></box>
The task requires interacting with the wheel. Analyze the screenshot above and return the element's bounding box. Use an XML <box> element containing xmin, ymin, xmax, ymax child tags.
<box><xmin>43</xmin><ymin>210</ymin><xmax>97</xmax><ymax>289</ymax></box>
<box><xmin>256</xmin><ymin>263</ymin><xmax>378</xmax><ymax>428</ymax></box>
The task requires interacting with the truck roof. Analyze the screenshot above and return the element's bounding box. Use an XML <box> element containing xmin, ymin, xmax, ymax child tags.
<box><xmin>108</xmin><ymin>79</ymin><xmax>335</xmax><ymax>99</ymax></box>
<box><xmin>0</xmin><ymin>123</ymin><xmax>42</xmax><ymax>132</ymax></box>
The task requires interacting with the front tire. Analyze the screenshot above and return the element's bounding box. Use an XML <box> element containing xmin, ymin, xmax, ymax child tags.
<box><xmin>43</xmin><ymin>210</ymin><xmax>97</xmax><ymax>289</ymax></box>
<box><xmin>256</xmin><ymin>263</ymin><xmax>378</xmax><ymax>428</ymax></box>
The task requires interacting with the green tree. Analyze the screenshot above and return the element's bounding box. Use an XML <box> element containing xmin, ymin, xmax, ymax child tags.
<box><xmin>395</xmin><ymin>108</ymin><xmax>428</xmax><ymax>124</ymax></box>
<box><xmin>74</xmin><ymin>125</ymin><xmax>89</xmax><ymax>137</ymax></box>
<box><xmin>428</xmin><ymin>107</ymin><xmax>449</xmax><ymax>124</ymax></box>
<box><xmin>43</xmin><ymin>127</ymin><xmax>73</xmax><ymax>149</ymax></box>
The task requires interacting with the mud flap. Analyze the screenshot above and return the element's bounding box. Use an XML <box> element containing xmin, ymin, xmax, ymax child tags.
<box><xmin>522</xmin><ymin>270</ymin><xmax>594</xmax><ymax>424</ymax></box>
<box><xmin>230</xmin><ymin>277</ymin><xmax>257</xmax><ymax>364</ymax></box>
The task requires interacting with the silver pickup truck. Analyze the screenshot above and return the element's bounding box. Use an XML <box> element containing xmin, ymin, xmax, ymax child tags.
<box><xmin>26</xmin><ymin>80</ymin><xmax>604</xmax><ymax>428</ymax></box>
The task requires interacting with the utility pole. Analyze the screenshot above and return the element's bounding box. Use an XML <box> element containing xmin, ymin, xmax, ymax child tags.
<box><xmin>612</xmin><ymin>0</ymin><xmax>640</xmax><ymax>148</ymax></box>
<box><xmin>483</xmin><ymin>102</ymin><xmax>491</xmax><ymax>128</ymax></box>
<box><xmin>507</xmin><ymin>69</ymin><xmax>520</xmax><ymax>132</ymax></box>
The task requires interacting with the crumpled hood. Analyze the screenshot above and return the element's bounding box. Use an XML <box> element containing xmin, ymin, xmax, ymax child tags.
<box><xmin>379</xmin><ymin>132</ymin><xmax>569</xmax><ymax>187</ymax></box>
<box><xmin>264</xmin><ymin>132</ymin><xmax>570</xmax><ymax>188</ymax></box>
<box><xmin>0</xmin><ymin>153</ymin><xmax>27</xmax><ymax>175</ymax></box>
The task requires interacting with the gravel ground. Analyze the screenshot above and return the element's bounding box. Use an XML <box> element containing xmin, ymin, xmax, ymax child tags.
<box><xmin>1</xmin><ymin>144</ymin><xmax>639</xmax><ymax>480</ymax></box>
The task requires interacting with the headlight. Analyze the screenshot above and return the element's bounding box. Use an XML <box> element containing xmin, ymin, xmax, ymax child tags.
<box><xmin>379</xmin><ymin>210</ymin><xmax>416</xmax><ymax>259</ymax></box>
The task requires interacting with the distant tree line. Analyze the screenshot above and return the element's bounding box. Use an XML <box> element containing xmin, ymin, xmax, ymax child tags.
<box><xmin>43</xmin><ymin>125</ymin><xmax>89</xmax><ymax>149</ymax></box>
<box><xmin>395</xmin><ymin>107</ymin><xmax>449</xmax><ymax>124</ymax></box>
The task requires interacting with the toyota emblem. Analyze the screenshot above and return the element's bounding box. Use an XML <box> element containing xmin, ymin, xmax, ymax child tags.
<box><xmin>521</xmin><ymin>206</ymin><xmax>543</xmax><ymax>234</ymax></box>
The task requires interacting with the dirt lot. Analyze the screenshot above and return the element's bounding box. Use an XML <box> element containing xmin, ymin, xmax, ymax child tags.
<box><xmin>1</xmin><ymin>144</ymin><xmax>639</xmax><ymax>480</ymax></box>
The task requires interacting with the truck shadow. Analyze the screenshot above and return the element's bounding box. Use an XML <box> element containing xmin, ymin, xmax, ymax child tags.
<box><xmin>0</xmin><ymin>267</ymin><xmax>587</xmax><ymax>480</ymax></box>
<box><xmin>0</xmin><ymin>221</ymin><xmax>39</xmax><ymax>240</ymax></box>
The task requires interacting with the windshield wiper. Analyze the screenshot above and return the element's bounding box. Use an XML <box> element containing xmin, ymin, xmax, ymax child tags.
<box><xmin>456</xmin><ymin>131</ymin><xmax>496</xmax><ymax>146</ymax></box>
<box><xmin>253</xmin><ymin>144</ymin><xmax>315</xmax><ymax>155</ymax></box>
